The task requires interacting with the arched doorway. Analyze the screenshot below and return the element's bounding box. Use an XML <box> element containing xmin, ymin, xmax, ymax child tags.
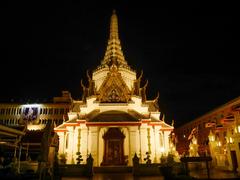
<box><xmin>101</xmin><ymin>128</ymin><xmax>125</xmax><ymax>166</ymax></box>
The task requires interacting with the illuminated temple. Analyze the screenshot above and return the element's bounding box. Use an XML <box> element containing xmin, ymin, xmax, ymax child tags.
<box><xmin>0</xmin><ymin>10</ymin><xmax>174</xmax><ymax>167</ymax></box>
<box><xmin>54</xmin><ymin>10</ymin><xmax>173</xmax><ymax>166</ymax></box>
<box><xmin>1</xmin><ymin>10</ymin><xmax>240</xmax><ymax>176</ymax></box>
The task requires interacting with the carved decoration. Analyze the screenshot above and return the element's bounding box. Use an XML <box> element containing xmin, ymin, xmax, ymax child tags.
<box><xmin>81</xmin><ymin>70</ymin><xmax>97</xmax><ymax>102</ymax></box>
<box><xmin>97</xmin><ymin>65</ymin><xmax>131</xmax><ymax>103</ymax></box>
<box><xmin>153</xmin><ymin>92</ymin><xmax>160</xmax><ymax>110</ymax></box>
<box><xmin>86</xmin><ymin>70</ymin><xmax>96</xmax><ymax>96</ymax></box>
<box><xmin>140</xmin><ymin>80</ymin><xmax>148</xmax><ymax>102</ymax></box>
<box><xmin>81</xmin><ymin>79</ymin><xmax>88</xmax><ymax>102</ymax></box>
<box><xmin>133</xmin><ymin>70</ymin><xmax>143</xmax><ymax>96</ymax></box>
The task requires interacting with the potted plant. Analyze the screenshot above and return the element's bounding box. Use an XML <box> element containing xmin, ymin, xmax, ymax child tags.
<box><xmin>59</xmin><ymin>153</ymin><xmax>67</xmax><ymax>164</ymax></box>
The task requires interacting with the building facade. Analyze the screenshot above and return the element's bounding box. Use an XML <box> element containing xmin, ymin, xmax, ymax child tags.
<box><xmin>175</xmin><ymin>96</ymin><xmax>240</xmax><ymax>173</ymax></box>
<box><xmin>0</xmin><ymin>91</ymin><xmax>71</xmax><ymax>162</ymax></box>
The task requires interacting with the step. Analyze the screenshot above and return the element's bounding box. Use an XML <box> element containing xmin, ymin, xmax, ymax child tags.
<box><xmin>94</xmin><ymin>166</ymin><xmax>133</xmax><ymax>173</ymax></box>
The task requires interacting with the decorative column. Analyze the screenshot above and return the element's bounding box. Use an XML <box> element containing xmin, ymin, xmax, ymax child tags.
<box><xmin>154</xmin><ymin>126</ymin><xmax>161</xmax><ymax>163</ymax></box>
<box><xmin>89</xmin><ymin>126</ymin><xmax>99</xmax><ymax>166</ymax></box>
<box><xmin>65</xmin><ymin>126</ymin><xmax>75</xmax><ymax>164</ymax></box>
<box><xmin>98</xmin><ymin>127</ymin><xmax>107</xmax><ymax>166</ymax></box>
<box><xmin>71</xmin><ymin>126</ymin><xmax>76</xmax><ymax>164</ymax></box>
<box><xmin>139</xmin><ymin>124</ymin><xmax>148</xmax><ymax>162</ymax></box>
<box><xmin>163</xmin><ymin>131</ymin><xmax>171</xmax><ymax>155</ymax></box>
<box><xmin>80</xmin><ymin>124</ymin><xmax>88</xmax><ymax>164</ymax></box>
<box><xmin>121</xmin><ymin>127</ymin><xmax>130</xmax><ymax>165</ymax></box>
<box><xmin>129</xmin><ymin>126</ymin><xmax>138</xmax><ymax>165</ymax></box>
<box><xmin>57</xmin><ymin>132</ymin><xmax>65</xmax><ymax>155</ymax></box>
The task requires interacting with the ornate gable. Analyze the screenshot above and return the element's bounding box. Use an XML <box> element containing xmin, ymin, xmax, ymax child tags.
<box><xmin>97</xmin><ymin>64</ymin><xmax>131</xmax><ymax>103</ymax></box>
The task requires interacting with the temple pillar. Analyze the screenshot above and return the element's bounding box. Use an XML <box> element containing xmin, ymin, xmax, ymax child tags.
<box><xmin>154</xmin><ymin>126</ymin><xmax>161</xmax><ymax>163</ymax></box>
<box><xmin>121</xmin><ymin>127</ymin><xmax>130</xmax><ymax>165</ymax></box>
<box><xmin>89</xmin><ymin>126</ymin><xmax>99</xmax><ymax>166</ymax></box>
<box><xmin>128</xmin><ymin>126</ymin><xmax>138</xmax><ymax>165</ymax></box>
<box><xmin>98</xmin><ymin>127</ymin><xmax>107</xmax><ymax>166</ymax></box>
<box><xmin>139</xmin><ymin>124</ymin><xmax>148</xmax><ymax>162</ymax></box>
<box><xmin>80</xmin><ymin>124</ymin><xmax>88</xmax><ymax>164</ymax></box>
<box><xmin>57</xmin><ymin>132</ymin><xmax>65</xmax><ymax>155</ymax></box>
<box><xmin>163</xmin><ymin>130</ymin><xmax>171</xmax><ymax>154</ymax></box>
<box><xmin>65</xmin><ymin>126</ymin><xmax>75</xmax><ymax>164</ymax></box>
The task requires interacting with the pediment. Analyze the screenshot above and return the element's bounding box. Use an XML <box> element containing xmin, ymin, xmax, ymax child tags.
<box><xmin>97</xmin><ymin>66</ymin><xmax>131</xmax><ymax>103</ymax></box>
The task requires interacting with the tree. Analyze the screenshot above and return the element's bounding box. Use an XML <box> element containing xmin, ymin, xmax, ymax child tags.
<box><xmin>76</xmin><ymin>152</ymin><xmax>83</xmax><ymax>164</ymax></box>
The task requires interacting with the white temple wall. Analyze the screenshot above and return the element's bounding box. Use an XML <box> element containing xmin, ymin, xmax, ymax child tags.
<box><xmin>80</xmin><ymin>97</ymin><xmax>98</xmax><ymax>114</ymax></box>
<box><xmin>67</xmin><ymin>112</ymin><xmax>78</xmax><ymax>121</ymax></box>
<box><xmin>99</xmin><ymin>104</ymin><xmax>129</xmax><ymax>113</ymax></box>
<box><xmin>129</xmin><ymin>96</ymin><xmax>149</xmax><ymax>114</ymax></box>
<box><xmin>79</xmin><ymin>96</ymin><xmax>150</xmax><ymax>116</ymax></box>
<box><xmin>57</xmin><ymin>125</ymin><xmax>172</xmax><ymax>166</ymax></box>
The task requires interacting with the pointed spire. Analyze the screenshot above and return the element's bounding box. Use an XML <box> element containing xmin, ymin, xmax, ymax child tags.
<box><xmin>102</xmin><ymin>10</ymin><xmax>127</xmax><ymax>66</ymax></box>
<box><xmin>110</xmin><ymin>9</ymin><xmax>119</xmax><ymax>39</ymax></box>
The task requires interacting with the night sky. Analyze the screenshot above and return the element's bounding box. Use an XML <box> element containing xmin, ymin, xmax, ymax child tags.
<box><xmin>1</xmin><ymin>2</ymin><xmax>238</xmax><ymax>127</ymax></box>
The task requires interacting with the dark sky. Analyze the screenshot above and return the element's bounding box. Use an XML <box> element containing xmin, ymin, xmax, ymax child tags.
<box><xmin>1</xmin><ymin>2</ymin><xmax>238</xmax><ymax>127</ymax></box>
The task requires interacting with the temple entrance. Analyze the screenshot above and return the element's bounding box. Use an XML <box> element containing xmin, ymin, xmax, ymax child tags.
<box><xmin>101</xmin><ymin>128</ymin><xmax>125</xmax><ymax>166</ymax></box>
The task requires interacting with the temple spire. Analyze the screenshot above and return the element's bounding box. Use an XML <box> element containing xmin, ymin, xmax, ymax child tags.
<box><xmin>110</xmin><ymin>9</ymin><xmax>119</xmax><ymax>39</ymax></box>
<box><xmin>102</xmin><ymin>10</ymin><xmax>127</xmax><ymax>66</ymax></box>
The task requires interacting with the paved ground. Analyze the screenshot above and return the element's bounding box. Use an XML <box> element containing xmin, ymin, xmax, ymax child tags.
<box><xmin>62</xmin><ymin>173</ymin><xmax>163</xmax><ymax>180</ymax></box>
<box><xmin>190</xmin><ymin>168</ymin><xmax>240</xmax><ymax>179</ymax></box>
<box><xmin>62</xmin><ymin>169</ymin><xmax>240</xmax><ymax>180</ymax></box>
